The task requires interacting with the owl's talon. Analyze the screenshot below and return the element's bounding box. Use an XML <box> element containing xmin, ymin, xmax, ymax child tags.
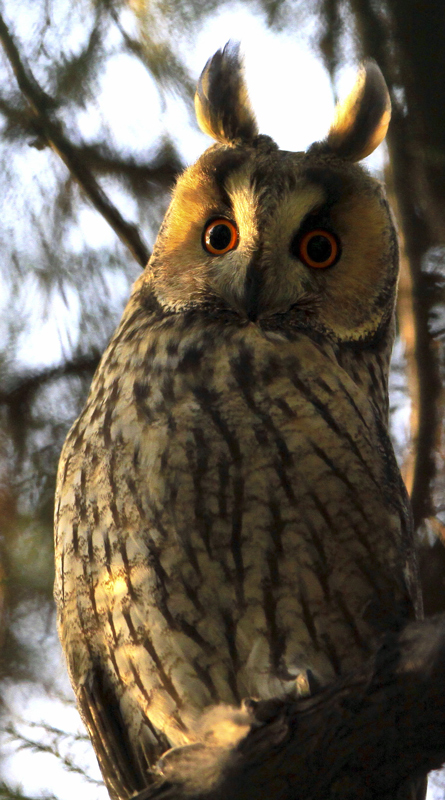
<box><xmin>241</xmin><ymin>697</ymin><xmax>259</xmax><ymax>713</ymax></box>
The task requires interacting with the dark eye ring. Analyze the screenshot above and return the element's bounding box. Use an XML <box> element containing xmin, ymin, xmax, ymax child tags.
<box><xmin>292</xmin><ymin>228</ymin><xmax>340</xmax><ymax>269</ymax></box>
<box><xmin>203</xmin><ymin>218</ymin><xmax>238</xmax><ymax>255</ymax></box>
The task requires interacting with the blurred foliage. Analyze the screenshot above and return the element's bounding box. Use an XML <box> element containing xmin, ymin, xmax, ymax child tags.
<box><xmin>0</xmin><ymin>0</ymin><xmax>177</xmax><ymax>687</ymax></box>
<box><xmin>0</xmin><ymin>0</ymin><xmax>445</xmax><ymax>798</ymax></box>
<box><xmin>0</xmin><ymin>1</ymin><xmax>186</xmax><ymax>794</ymax></box>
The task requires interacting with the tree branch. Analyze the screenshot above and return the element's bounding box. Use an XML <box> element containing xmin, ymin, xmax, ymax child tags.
<box><xmin>132</xmin><ymin>616</ymin><xmax>445</xmax><ymax>800</ymax></box>
<box><xmin>0</xmin><ymin>91</ymin><xmax>182</xmax><ymax>193</ymax></box>
<box><xmin>387</xmin><ymin>110</ymin><xmax>442</xmax><ymax>529</ymax></box>
<box><xmin>0</xmin><ymin>12</ymin><xmax>151</xmax><ymax>268</ymax></box>
<box><xmin>0</xmin><ymin>353</ymin><xmax>101</xmax><ymax>410</ymax></box>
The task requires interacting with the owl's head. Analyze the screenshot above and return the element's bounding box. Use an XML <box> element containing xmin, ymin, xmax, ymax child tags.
<box><xmin>147</xmin><ymin>42</ymin><xmax>396</xmax><ymax>345</ymax></box>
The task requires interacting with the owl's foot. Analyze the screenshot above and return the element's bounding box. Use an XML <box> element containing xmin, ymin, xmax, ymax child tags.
<box><xmin>157</xmin><ymin>701</ymin><xmax>253</xmax><ymax>782</ymax></box>
<box><xmin>156</xmin><ymin>703</ymin><xmax>254</xmax><ymax>793</ymax></box>
<box><xmin>157</xmin><ymin>742</ymin><xmax>205</xmax><ymax>779</ymax></box>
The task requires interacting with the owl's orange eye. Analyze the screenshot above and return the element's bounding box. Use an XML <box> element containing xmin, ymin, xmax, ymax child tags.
<box><xmin>297</xmin><ymin>229</ymin><xmax>340</xmax><ymax>269</ymax></box>
<box><xmin>203</xmin><ymin>218</ymin><xmax>238</xmax><ymax>255</ymax></box>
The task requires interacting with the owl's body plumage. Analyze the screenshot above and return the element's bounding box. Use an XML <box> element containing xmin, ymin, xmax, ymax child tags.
<box><xmin>54</xmin><ymin>45</ymin><xmax>423</xmax><ymax>799</ymax></box>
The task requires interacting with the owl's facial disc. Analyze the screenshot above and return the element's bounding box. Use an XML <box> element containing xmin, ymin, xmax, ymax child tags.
<box><xmin>148</xmin><ymin>144</ymin><xmax>398</xmax><ymax>344</ymax></box>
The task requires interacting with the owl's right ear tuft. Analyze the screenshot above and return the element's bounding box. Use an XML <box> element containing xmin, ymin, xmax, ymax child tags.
<box><xmin>195</xmin><ymin>41</ymin><xmax>259</xmax><ymax>145</ymax></box>
<box><xmin>315</xmin><ymin>60</ymin><xmax>391</xmax><ymax>162</ymax></box>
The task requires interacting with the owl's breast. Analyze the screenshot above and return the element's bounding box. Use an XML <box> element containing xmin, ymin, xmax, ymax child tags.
<box><xmin>55</xmin><ymin>318</ymin><xmax>416</xmax><ymax>749</ymax></box>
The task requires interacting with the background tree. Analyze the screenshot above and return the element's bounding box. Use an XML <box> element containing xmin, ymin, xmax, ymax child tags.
<box><xmin>0</xmin><ymin>0</ymin><xmax>444</xmax><ymax>797</ymax></box>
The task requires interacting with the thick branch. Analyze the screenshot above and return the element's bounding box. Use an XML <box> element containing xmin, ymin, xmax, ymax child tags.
<box><xmin>347</xmin><ymin>0</ymin><xmax>443</xmax><ymax>529</ymax></box>
<box><xmin>0</xmin><ymin>12</ymin><xmax>151</xmax><ymax>268</ymax></box>
<box><xmin>388</xmin><ymin>116</ymin><xmax>442</xmax><ymax>527</ymax></box>
<box><xmin>133</xmin><ymin>616</ymin><xmax>445</xmax><ymax>800</ymax></box>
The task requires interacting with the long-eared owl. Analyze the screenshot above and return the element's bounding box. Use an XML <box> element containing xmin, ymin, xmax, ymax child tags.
<box><xmin>54</xmin><ymin>43</ymin><xmax>423</xmax><ymax>799</ymax></box>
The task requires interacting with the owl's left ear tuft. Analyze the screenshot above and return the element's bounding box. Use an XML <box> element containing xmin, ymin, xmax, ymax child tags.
<box><xmin>195</xmin><ymin>41</ymin><xmax>259</xmax><ymax>145</ymax></box>
<box><xmin>317</xmin><ymin>60</ymin><xmax>391</xmax><ymax>162</ymax></box>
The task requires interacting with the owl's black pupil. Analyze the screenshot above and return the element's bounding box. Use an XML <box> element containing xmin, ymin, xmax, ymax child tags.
<box><xmin>306</xmin><ymin>234</ymin><xmax>332</xmax><ymax>262</ymax></box>
<box><xmin>209</xmin><ymin>224</ymin><xmax>231</xmax><ymax>251</ymax></box>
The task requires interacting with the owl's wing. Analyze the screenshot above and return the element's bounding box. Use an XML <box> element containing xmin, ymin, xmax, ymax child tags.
<box><xmin>77</xmin><ymin>664</ymin><xmax>152</xmax><ymax>799</ymax></box>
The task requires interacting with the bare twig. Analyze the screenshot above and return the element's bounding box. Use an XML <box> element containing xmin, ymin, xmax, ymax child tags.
<box><xmin>5</xmin><ymin>721</ymin><xmax>103</xmax><ymax>787</ymax></box>
<box><xmin>0</xmin><ymin>781</ymin><xmax>58</xmax><ymax>800</ymax></box>
<box><xmin>0</xmin><ymin>12</ymin><xmax>151</xmax><ymax>267</ymax></box>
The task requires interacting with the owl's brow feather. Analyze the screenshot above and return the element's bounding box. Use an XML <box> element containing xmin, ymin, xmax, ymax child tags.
<box><xmin>200</xmin><ymin>147</ymin><xmax>251</xmax><ymax>210</ymax></box>
<box><xmin>300</xmin><ymin>166</ymin><xmax>347</xmax><ymax>207</ymax></box>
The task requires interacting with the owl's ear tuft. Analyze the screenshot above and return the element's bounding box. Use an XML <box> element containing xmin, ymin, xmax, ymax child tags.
<box><xmin>195</xmin><ymin>41</ymin><xmax>259</xmax><ymax>145</ymax></box>
<box><xmin>319</xmin><ymin>61</ymin><xmax>391</xmax><ymax>162</ymax></box>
